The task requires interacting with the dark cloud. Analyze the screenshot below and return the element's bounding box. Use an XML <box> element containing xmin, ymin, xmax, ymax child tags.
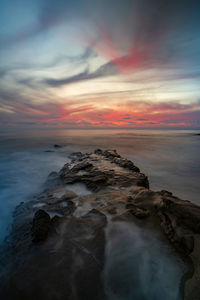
<box><xmin>1</xmin><ymin>0</ymin><xmax>200</xmax><ymax>74</ymax></box>
<box><xmin>160</xmin><ymin>120</ymin><xmax>180</xmax><ymax>124</ymax></box>
<box><xmin>43</xmin><ymin>61</ymin><xmax>117</xmax><ymax>87</ymax></box>
<box><xmin>16</xmin><ymin>121</ymin><xmax>37</xmax><ymax>125</ymax></box>
<box><xmin>84</xmin><ymin>0</ymin><xmax>200</xmax><ymax>72</ymax></box>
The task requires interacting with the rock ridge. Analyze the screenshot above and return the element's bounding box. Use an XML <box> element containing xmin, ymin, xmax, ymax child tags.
<box><xmin>0</xmin><ymin>149</ymin><xmax>199</xmax><ymax>300</ymax></box>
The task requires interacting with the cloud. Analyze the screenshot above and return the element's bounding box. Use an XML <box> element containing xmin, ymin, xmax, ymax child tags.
<box><xmin>0</xmin><ymin>46</ymin><xmax>97</xmax><ymax>85</ymax></box>
<box><xmin>43</xmin><ymin>61</ymin><xmax>117</xmax><ymax>87</ymax></box>
<box><xmin>1</xmin><ymin>98</ymin><xmax>200</xmax><ymax>129</ymax></box>
<box><xmin>0</xmin><ymin>0</ymin><xmax>200</xmax><ymax>130</ymax></box>
<box><xmin>83</xmin><ymin>0</ymin><xmax>200</xmax><ymax>74</ymax></box>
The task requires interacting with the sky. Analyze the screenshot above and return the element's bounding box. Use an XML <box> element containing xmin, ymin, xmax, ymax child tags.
<box><xmin>0</xmin><ymin>0</ymin><xmax>200</xmax><ymax>129</ymax></box>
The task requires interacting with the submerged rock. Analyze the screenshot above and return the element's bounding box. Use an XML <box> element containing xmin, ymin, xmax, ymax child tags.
<box><xmin>53</xmin><ymin>144</ymin><xmax>62</xmax><ymax>148</ymax></box>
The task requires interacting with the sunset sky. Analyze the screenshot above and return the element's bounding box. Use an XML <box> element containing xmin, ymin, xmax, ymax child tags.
<box><xmin>0</xmin><ymin>0</ymin><xmax>200</xmax><ymax>129</ymax></box>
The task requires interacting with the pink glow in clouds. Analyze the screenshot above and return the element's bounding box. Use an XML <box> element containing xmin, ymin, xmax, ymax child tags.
<box><xmin>2</xmin><ymin>100</ymin><xmax>199</xmax><ymax>129</ymax></box>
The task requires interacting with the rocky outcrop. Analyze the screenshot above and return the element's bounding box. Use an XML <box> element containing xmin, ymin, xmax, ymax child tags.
<box><xmin>59</xmin><ymin>150</ymin><xmax>149</xmax><ymax>190</ymax></box>
<box><xmin>32</xmin><ymin>209</ymin><xmax>51</xmax><ymax>242</ymax></box>
<box><xmin>53</xmin><ymin>144</ymin><xmax>62</xmax><ymax>148</ymax></box>
<box><xmin>0</xmin><ymin>149</ymin><xmax>199</xmax><ymax>300</ymax></box>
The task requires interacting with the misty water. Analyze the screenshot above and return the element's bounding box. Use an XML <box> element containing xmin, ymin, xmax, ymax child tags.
<box><xmin>104</xmin><ymin>222</ymin><xmax>185</xmax><ymax>300</ymax></box>
<box><xmin>0</xmin><ymin>128</ymin><xmax>199</xmax><ymax>298</ymax></box>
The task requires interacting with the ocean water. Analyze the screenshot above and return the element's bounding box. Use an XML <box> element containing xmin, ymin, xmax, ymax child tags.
<box><xmin>0</xmin><ymin>128</ymin><xmax>199</xmax><ymax>298</ymax></box>
<box><xmin>0</xmin><ymin>128</ymin><xmax>200</xmax><ymax>242</ymax></box>
<box><xmin>104</xmin><ymin>222</ymin><xmax>185</xmax><ymax>300</ymax></box>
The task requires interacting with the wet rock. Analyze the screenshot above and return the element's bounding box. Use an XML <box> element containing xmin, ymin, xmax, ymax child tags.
<box><xmin>59</xmin><ymin>150</ymin><xmax>148</xmax><ymax>191</ymax></box>
<box><xmin>184</xmin><ymin>235</ymin><xmax>200</xmax><ymax>300</ymax></box>
<box><xmin>160</xmin><ymin>190</ymin><xmax>173</xmax><ymax>196</ymax></box>
<box><xmin>157</xmin><ymin>195</ymin><xmax>200</xmax><ymax>236</ymax></box>
<box><xmin>68</xmin><ymin>151</ymin><xmax>83</xmax><ymax>159</ymax></box>
<box><xmin>46</xmin><ymin>191</ymin><xmax>77</xmax><ymax>205</ymax></box>
<box><xmin>53</xmin><ymin>144</ymin><xmax>62</xmax><ymax>148</ymax></box>
<box><xmin>94</xmin><ymin>148</ymin><xmax>103</xmax><ymax>155</ymax></box>
<box><xmin>51</xmin><ymin>215</ymin><xmax>62</xmax><ymax>226</ymax></box>
<box><xmin>103</xmin><ymin>149</ymin><xmax>121</xmax><ymax>159</ymax></box>
<box><xmin>71</xmin><ymin>161</ymin><xmax>93</xmax><ymax>172</ymax></box>
<box><xmin>181</xmin><ymin>235</ymin><xmax>194</xmax><ymax>253</ymax></box>
<box><xmin>94</xmin><ymin>149</ymin><xmax>140</xmax><ymax>172</ymax></box>
<box><xmin>112</xmin><ymin>157</ymin><xmax>140</xmax><ymax>172</ymax></box>
<box><xmin>105</xmin><ymin>205</ymin><xmax>117</xmax><ymax>214</ymax></box>
<box><xmin>1</xmin><ymin>211</ymin><xmax>106</xmax><ymax>299</ymax></box>
<box><xmin>112</xmin><ymin>206</ymin><xmax>150</xmax><ymax>221</ymax></box>
<box><xmin>45</xmin><ymin>171</ymin><xmax>63</xmax><ymax>188</ymax></box>
<box><xmin>32</xmin><ymin>210</ymin><xmax>51</xmax><ymax>242</ymax></box>
<box><xmin>125</xmin><ymin>203</ymin><xmax>150</xmax><ymax>218</ymax></box>
<box><xmin>83</xmin><ymin>209</ymin><xmax>107</xmax><ymax>226</ymax></box>
<box><xmin>2</xmin><ymin>148</ymin><xmax>200</xmax><ymax>300</ymax></box>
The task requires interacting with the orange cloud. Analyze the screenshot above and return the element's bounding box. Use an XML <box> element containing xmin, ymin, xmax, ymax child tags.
<box><xmin>1</xmin><ymin>99</ymin><xmax>200</xmax><ymax>129</ymax></box>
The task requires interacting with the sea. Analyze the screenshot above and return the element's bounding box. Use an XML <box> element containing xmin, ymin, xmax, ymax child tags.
<box><xmin>0</xmin><ymin>128</ymin><xmax>200</xmax><ymax>242</ymax></box>
<box><xmin>0</xmin><ymin>128</ymin><xmax>200</xmax><ymax>299</ymax></box>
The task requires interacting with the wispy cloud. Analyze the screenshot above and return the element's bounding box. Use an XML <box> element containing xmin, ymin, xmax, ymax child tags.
<box><xmin>43</xmin><ymin>61</ymin><xmax>117</xmax><ymax>87</ymax></box>
<box><xmin>0</xmin><ymin>0</ymin><xmax>200</xmax><ymax>129</ymax></box>
<box><xmin>1</xmin><ymin>98</ymin><xmax>199</xmax><ymax>129</ymax></box>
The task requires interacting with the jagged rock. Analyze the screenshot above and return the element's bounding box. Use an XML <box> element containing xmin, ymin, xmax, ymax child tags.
<box><xmin>32</xmin><ymin>210</ymin><xmax>51</xmax><ymax>242</ymax></box>
<box><xmin>46</xmin><ymin>192</ymin><xmax>77</xmax><ymax>205</ymax></box>
<box><xmin>68</xmin><ymin>151</ymin><xmax>83</xmax><ymax>159</ymax></box>
<box><xmin>105</xmin><ymin>205</ymin><xmax>117</xmax><ymax>214</ymax></box>
<box><xmin>160</xmin><ymin>190</ymin><xmax>173</xmax><ymax>196</ymax></box>
<box><xmin>83</xmin><ymin>209</ymin><xmax>107</xmax><ymax>226</ymax></box>
<box><xmin>112</xmin><ymin>206</ymin><xmax>150</xmax><ymax>221</ymax></box>
<box><xmin>53</xmin><ymin>144</ymin><xmax>62</xmax><ymax>148</ymax></box>
<box><xmin>155</xmin><ymin>194</ymin><xmax>200</xmax><ymax>256</ymax></box>
<box><xmin>125</xmin><ymin>203</ymin><xmax>150</xmax><ymax>218</ymax></box>
<box><xmin>59</xmin><ymin>150</ymin><xmax>148</xmax><ymax>191</ymax></box>
<box><xmin>1</xmin><ymin>149</ymin><xmax>200</xmax><ymax>300</ymax></box>
<box><xmin>94</xmin><ymin>148</ymin><xmax>104</xmax><ymax>155</ymax></box>
<box><xmin>184</xmin><ymin>235</ymin><xmax>200</xmax><ymax>300</ymax></box>
<box><xmin>1</xmin><ymin>213</ymin><xmax>106</xmax><ymax>300</ymax></box>
<box><xmin>94</xmin><ymin>149</ymin><xmax>140</xmax><ymax>172</ymax></box>
<box><xmin>112</xmin><ymin>157</ymin><xmax>140</xmax><ymax>172</ymax></box>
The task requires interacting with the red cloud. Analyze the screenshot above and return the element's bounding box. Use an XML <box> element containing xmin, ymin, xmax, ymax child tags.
<box><xmin>85</xmin><ymin>28</ymin><xmax>151</xmax><ymax>74</ymax></box>
<box><xmin>1</xmin><ymin>99</ymin><xmax>200</xmax><ymax>129</ymax></box>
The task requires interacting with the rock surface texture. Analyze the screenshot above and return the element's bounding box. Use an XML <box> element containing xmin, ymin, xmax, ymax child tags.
<box><xmin>0</xmin><ymin>149</ymin><xmax>199</xmax><ymax>299</ymax></box>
